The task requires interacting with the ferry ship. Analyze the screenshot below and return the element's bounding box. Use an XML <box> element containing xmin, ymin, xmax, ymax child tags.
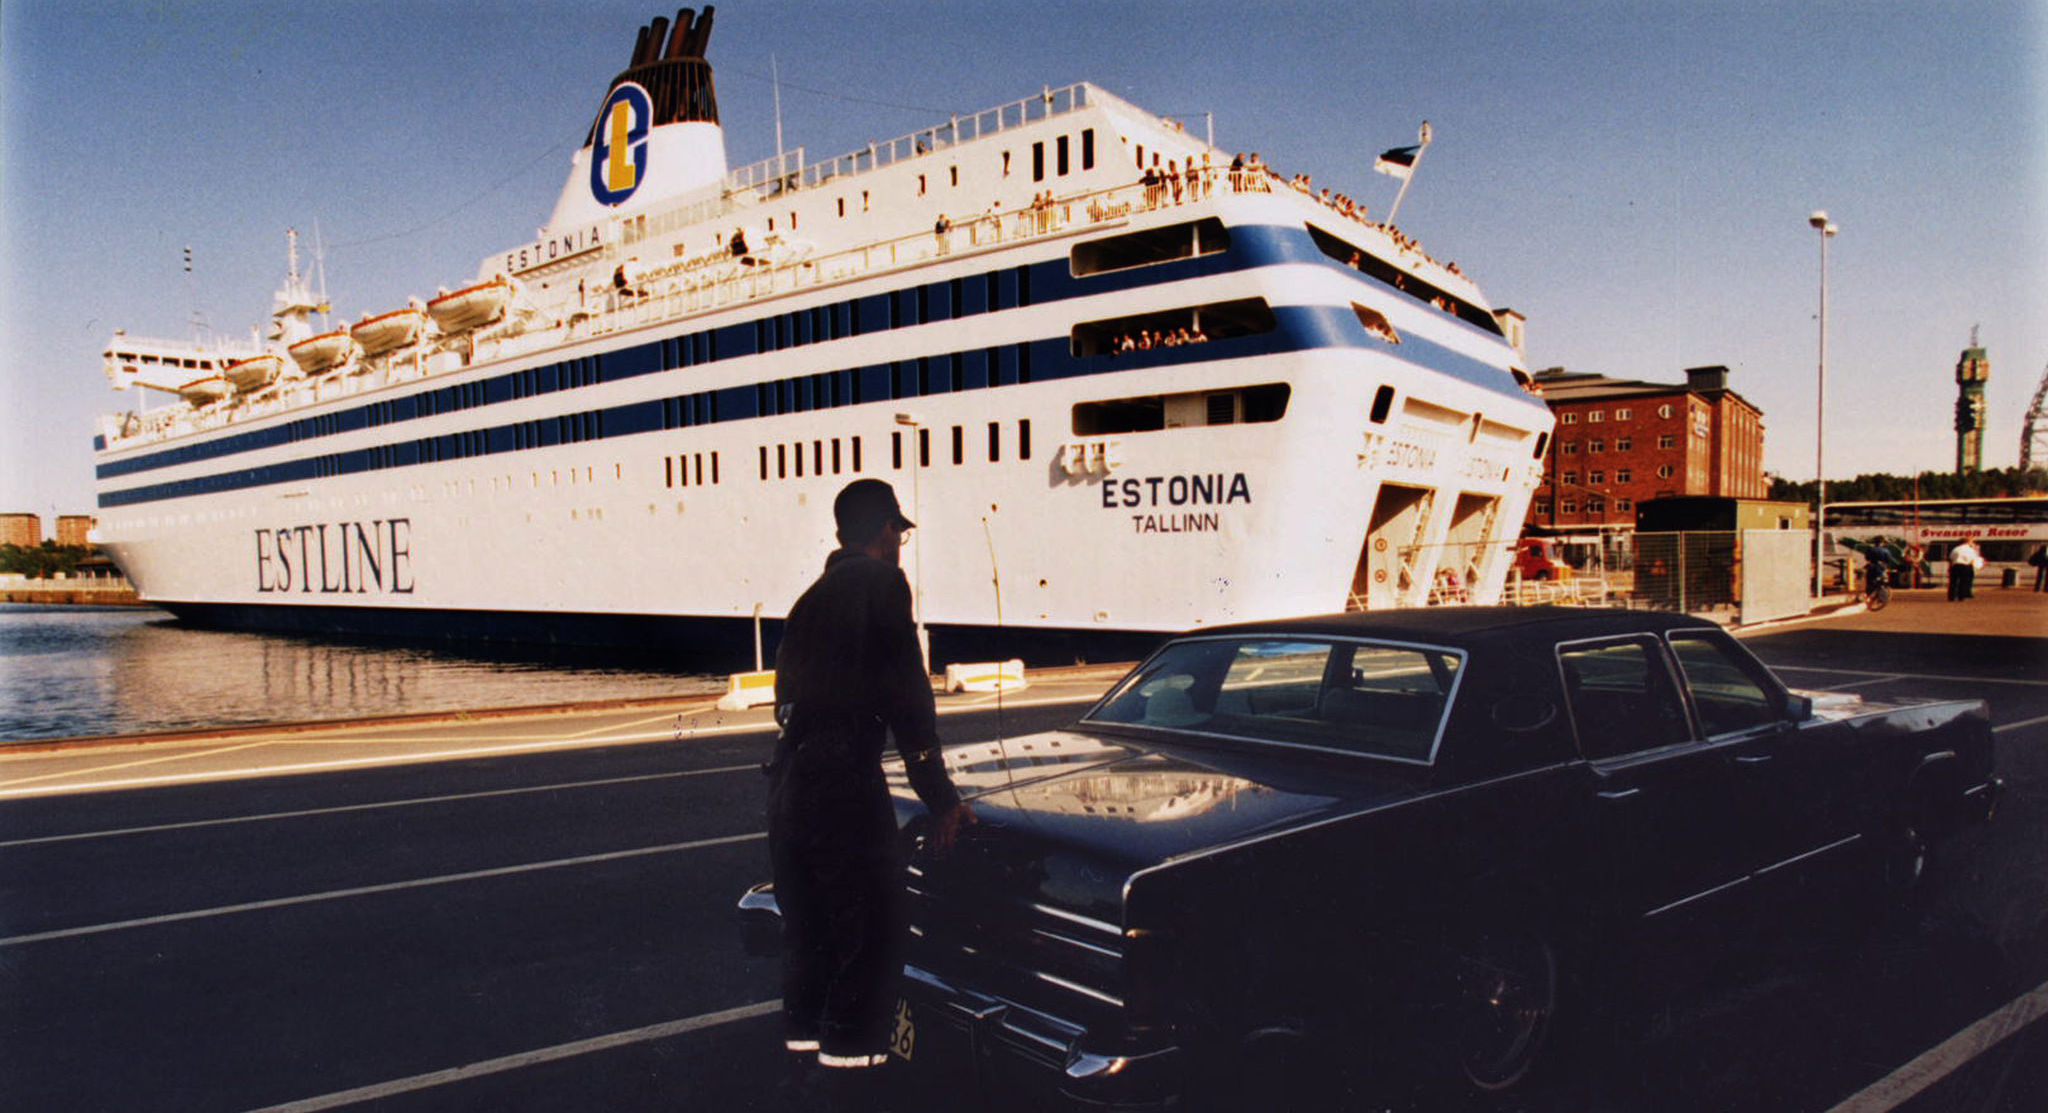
<box><xmin>91</xmin><ymin>7</ymin><xmax>1554</xmax><ymax>657</ymax></box>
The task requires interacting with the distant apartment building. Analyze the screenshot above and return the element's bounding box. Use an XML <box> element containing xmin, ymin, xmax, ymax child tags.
<box><xmin>55</xmin><ymin>515</ymin><xmax>96</xmax><ymax>547</ymax></box>
<box><xmin>0</xmin><ymin>513</ymin><xmax>41</xmax><ymax>548</ymax></box>
<box><xmin>1526</xmin><ymin>365</ymin><xmax>1766</xmax><ymax>530</ymax></box>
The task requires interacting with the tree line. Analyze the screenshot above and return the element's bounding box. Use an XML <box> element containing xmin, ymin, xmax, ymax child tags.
<box><xmin>0</xmin><ymin>542</ymin><xmax>96</xmax><ymax>579</ymax></box>
<box><xmin>1769</xmin><ymin>465</ymin><xmax>2047</xmax><ymax>505</ymax></box>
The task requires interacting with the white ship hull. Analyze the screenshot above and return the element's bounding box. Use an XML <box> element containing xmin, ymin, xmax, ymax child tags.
<box><xmin>91</xmin><ymin>15</ymin><xmax>1550</xmax><ymax>656</ymax></box>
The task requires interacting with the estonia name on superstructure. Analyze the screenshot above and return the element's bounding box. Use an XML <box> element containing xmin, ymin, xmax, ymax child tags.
<box><xmin>90</xmin><ymin>5</ymin><xmax>1554</xmax><ymax>650</ymax></box>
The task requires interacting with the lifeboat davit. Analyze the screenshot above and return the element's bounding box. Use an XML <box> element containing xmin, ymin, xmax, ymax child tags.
<box><xmin>351</xmin><ymin>305</ymin><xmax>427</xmax><ymax>356</ymax></box>
<box><xmin>223</xmin><ymin>353</ymin><xmax>287</xmax><ymax>393</ymax></box>
<box><xmin>427</xmin><ymin>277</ymin><xmax>514</xmax><ymax>334</ymax></box>
<box><xmin>288</xmin><ymin>330</ymin><xmax>356</xmax><ymax>375</ymax></box>
<box><xmin>178</xmin><ymin>375</ymin><xmax>232</xmax><ymax>406</ymax></box>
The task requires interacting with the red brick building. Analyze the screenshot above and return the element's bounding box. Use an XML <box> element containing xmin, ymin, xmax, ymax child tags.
<box><xmin>1526</xmin><ymin>365</ymin><xmax>1767</xmax><ymax>530</ymax></box>
<box><xmin>0</xmin><ymin>513</ymin><xmax>40</xmax><ymax>548</ymax></box>
<box><xmin>55</xmin><ymin>515</ymin><xmax>96</xmax><ymax>547</ymax></box>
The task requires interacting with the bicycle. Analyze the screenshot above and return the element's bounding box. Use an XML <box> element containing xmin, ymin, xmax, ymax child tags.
<box><xmin>1862</xmin><ymin>563</ymin><xmax>1892</xmax><ymax>611</ymax></box>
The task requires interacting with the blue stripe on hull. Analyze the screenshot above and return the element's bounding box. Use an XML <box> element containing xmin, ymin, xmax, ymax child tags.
<box><xmin>154</xmin><ymin>601</ymin><xmax>1165</xmax><ymax>669</ymax></box>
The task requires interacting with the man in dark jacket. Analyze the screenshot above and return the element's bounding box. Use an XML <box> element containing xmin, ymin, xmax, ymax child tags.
<box><xmin>769</xmin><ymin>478</ymin><xmax>972</xmax><ymax>1085</ymax></box>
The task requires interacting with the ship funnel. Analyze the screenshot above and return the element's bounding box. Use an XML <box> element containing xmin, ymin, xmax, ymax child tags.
<box><xmin>541</xmin><ymin>7</ymin><xmax>728</xmax><ymax>236</ymax></box>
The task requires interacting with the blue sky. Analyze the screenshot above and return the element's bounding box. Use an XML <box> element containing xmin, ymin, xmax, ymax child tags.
<box><xmin>3</xmin><ymin>0</ymin><xmax>2042</xmax><ymax>520</ymax></box>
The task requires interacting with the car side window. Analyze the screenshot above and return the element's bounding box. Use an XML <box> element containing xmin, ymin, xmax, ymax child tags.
<box><xmin>1557</xmin><ymin>637</ymin><xmax>1692</xmax><ymax>760</ymax></box>
<box><xmin>1666</xmin><ymin>631</ymin><xmax>1781</xmax><ymax>737</ymax></box>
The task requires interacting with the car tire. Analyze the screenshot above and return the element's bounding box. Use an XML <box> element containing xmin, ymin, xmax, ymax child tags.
<box><xmin>1876</xmin><ymin>820</ymin><xmax>1934</xmax><ymax>902</ymax></box>
<box><xmin>1445</xmin><ymin>933</ymin><xmax>1559</xmax><ymax>1096</ymax></box>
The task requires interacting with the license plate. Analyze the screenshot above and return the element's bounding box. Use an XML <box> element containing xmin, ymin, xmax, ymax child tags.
<box><xmin>890</xmin><ymin>997</ymin><xmax>916</xmax><ymax>1061</ymax></box>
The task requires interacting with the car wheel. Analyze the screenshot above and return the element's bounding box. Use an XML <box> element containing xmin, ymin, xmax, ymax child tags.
<box><xmin>1448</xmin><ymin>934</ymin><xmax>1558</xmax><ymax>1094</ymax></box>
<box><xmin>1877</xmin><ymin>821</ymin><xmax>1933</xmax><ymax>899</ymax></box>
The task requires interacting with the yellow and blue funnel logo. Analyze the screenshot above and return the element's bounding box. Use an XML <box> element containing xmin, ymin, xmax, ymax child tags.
<box><xmin>590</xmin><ymin>82</ymin><xmax>653</xmax><ymax>206</ymax></box>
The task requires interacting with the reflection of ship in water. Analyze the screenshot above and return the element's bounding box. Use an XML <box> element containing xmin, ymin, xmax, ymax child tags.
<box><xmin>61</xmin><ymin>614</ymin><xmax>718</xmax><ymax>739</ymax></box>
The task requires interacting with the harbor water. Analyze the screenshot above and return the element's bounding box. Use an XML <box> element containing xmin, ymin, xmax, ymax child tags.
<box><xmin>0</xmin><ymin>604</ymin><xmax>726</xmax><ymax>742</ymax></box>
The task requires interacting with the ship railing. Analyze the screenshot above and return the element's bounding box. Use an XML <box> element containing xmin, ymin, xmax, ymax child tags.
<box><xmin>568</xmin><ymin>164</ymin><xmax>1291</xmax><ymax>343</ymax></box>
<box><xmin>726</xmin><ymin>84</ymin><xmax>1094</xmax><ymax>201</ymax></box>
<box><xmin>100</xmin><ymin>165</ymin><xmax>1407</xmax><ymax>448</ymax></box>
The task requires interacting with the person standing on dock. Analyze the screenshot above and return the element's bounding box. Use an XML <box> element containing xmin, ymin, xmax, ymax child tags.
<box><xmin>766</xmin><ymin>478</ymin><xmax>973</xmax><ymax>1106</ymax></box>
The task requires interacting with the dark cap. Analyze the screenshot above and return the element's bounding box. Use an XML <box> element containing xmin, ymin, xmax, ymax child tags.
<box><xmin>834</xmin><ymin>478</ymin><xmax>914</xmax><ymax>542</ymax></box>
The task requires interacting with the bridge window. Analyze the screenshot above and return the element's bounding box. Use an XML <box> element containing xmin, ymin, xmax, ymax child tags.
<box><xmin>1308</xmin><ymin>223</ymin><xmax>1505</xmax><ymax>336</ymax></box>
<box><xmin>1070</xmin><ymin>297</ymin><xmax>1274</xmax><ymax>357</ymax></box>
<box><xmin>1071</xmin><ymin>218</ymin><xmax>1227</xmax><ymax>277</ymax></box>
<box><xmin>1073</xmin><ymin>383</ymin><xmax>1290</xmax><ymax>435</ymax></box>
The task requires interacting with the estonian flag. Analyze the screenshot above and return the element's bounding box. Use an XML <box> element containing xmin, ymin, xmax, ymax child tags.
<box><xmin>1374</xmin><ymin>144</ymin><xmax>1419</xmax><ymax>180</ymax></box>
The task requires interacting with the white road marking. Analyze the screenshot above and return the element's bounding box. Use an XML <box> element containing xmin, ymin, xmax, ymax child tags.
<box><xmin>1770</xmin><ymin>664</ymin><xmax>2048</xmax><ymax>688</ymax></box>
<box><xmin>0</xmin><ymin>724</ymin><xmax>760</xmax><ymax>799</ymax></box>
<box><xmin>1811</xmin><ymin>675</ymin><xmax>1905</xmax><ymax>691</ymax></box>
<box><xmin>0</xmin><ymin>765</ymin><xmax>758</xmax><ymax>850</ymax></box>
<box><xmin>236</xmin><ymin>998</ymin><xmax>781</xmax><ymax>1113</ymax></box>
<box><xmin>1993</xmin><ymin>712</ymin><xmax>2048</xmax><ymax>735</ymax></box>
<box><xmin>0</xmin><ymin>830</ymin><xmax>765</xmax><ymax>947</ymax></box>
<box><xmin>0</xmin><ymin>740</ymin><xmax>274</xmax><ymax>791</ymax></box>
<box><xmin>1825</xmin><ymin>978</ymin><xmax>2048</xmax><ymax>1113</ymax></box>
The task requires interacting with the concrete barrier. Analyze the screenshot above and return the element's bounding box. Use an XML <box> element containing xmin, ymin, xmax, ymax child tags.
<box><xmin>716</xmin><ymin>670</ymin><xmax>778</xmax><ymax>711</ymax></box>
<box><xmin>945</xmin><ymin>659</ymin><xmax>1027</xmax><ymax>694</ymax></box>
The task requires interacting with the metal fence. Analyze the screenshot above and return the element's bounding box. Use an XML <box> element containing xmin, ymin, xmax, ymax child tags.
<box><xmin>1392</xmin><ymin>529</ymin><xmax>1816</xmax><ymax>620</ymax></box>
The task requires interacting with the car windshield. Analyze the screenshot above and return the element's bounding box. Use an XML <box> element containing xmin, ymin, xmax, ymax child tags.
<box><xmin>1085</xmin><ymin>636</ymin><xmax>1463</xmax><ymax>762</ymax></box>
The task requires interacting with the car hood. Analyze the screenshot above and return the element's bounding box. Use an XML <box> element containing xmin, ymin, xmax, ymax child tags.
<box><xmin>888</xmin><ymin>727</ymin><xmax>1427</xmax><ymax>923</ymax></box>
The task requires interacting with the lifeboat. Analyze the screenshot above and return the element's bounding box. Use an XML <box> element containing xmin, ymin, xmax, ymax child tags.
<box><xmin>178</xmin><ymin>375</ymin><xmax>232</xmax><ymax>406</ymax></box>
<box><xmin>351</xmin><ymin>304</ymin><xmax>427</xmax><ymax>356</ymax></box>
<box><xmin>288</xmin><ymin>330</ymin><xmax>356</xmax><ymax>375</ymax></box>
<box><xmin>223</xmin><ymin>353</ymin><xmax>287</xmax><ymax>393</ymax></box>
<box><xmin>426</xmin><ymin>277</ymin><xmax>514</xmax><ymax>334</ymax></box>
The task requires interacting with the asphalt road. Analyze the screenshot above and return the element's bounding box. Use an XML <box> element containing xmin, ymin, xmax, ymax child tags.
<box><xmin>0</xmin><ymin>594</ymin><xmax>2042</xmax><ymax>1113</ymax></box>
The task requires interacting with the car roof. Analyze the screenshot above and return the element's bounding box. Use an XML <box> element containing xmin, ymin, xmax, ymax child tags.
<box><xmin>1197</xmin><ymin>606</ymin><xmax>1722</xmax><ymax>652</ymax></box>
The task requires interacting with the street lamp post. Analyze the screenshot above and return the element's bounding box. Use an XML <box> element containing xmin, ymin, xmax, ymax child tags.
<box><xmin>1809</xmin><ymin>210</ymin><xmax>1837</xmax><ymax>597</ymax></box>
<box><xmin>893</xmin><ymin>412</ymin><xmax>929</xmax><ymax>670</ymax></box>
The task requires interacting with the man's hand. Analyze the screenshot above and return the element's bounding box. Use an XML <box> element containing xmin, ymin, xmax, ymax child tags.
<box><xmin>928</xmin><ymin>802</ymin><xmax>976</xmax><ymax>855</ymax></box>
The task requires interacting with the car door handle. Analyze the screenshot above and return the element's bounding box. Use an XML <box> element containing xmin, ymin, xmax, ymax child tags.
<box><xmin>1733</xmin><ymin>754</ymin><xmax>1773</xmax><ymax>765</ymax></box>
<box><xmin>1597</xmin><ymin>787</ymin><xmax>1642</xmax><ymax>800</ymax></box>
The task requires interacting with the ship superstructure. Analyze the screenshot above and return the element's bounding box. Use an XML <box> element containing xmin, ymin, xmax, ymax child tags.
<box><xmin>91</xmin><ymin>7</ymin><xmax>1554</xmax><ymax>652</ymax></box>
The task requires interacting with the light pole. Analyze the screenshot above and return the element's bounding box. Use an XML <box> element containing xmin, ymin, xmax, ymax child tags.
<box><xmin>894</xmin><ymin>412</ymin><xmax>929</xmax><ymax>670</ymax></box>
<box><xmin>1809</xmin><ymin>210</ymin><xmax>1837</xmax><ymax>596</ymax></box>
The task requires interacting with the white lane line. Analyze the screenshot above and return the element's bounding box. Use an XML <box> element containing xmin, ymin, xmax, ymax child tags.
<box><xmin>0</xmin><ymin>830</ymin><xmax>765</xmax><ymax>947</ymax></box>
<box><xmin>0</xmin><ymin>740</ymin><xmax>275</xmax><ymax>791</ymax></box>
<box><xmin>0</xmin><ymin>765</ymin><xmax>759</xmax><ymax>850</ymax></box>
<box><xmin>0</xmin><ymin>725</ymin><xmax>765</xmax><ymax>799</ymax></box>
<box><xmin>1810</xmin><ymin>676</ymin><xmax>1906</xmax><ymax>691</ymax></box>
<box><xmin>1770</xmin><ymin>664</ymin><xmax>2048</xmax><ymax>688</ymax></box>
<box><xmin>237</xmin><ymin>998</ymin><xmax>781</xmax><ymax>1113</ymax></box>
<box><xmin>1825</xmin><ymin>979</ymin><xmax>2048</xmax><ymax>1113</ymax></box>
<box><xmin>1993</xmin><ymin>712</ymin><xmax>2048</xmax><ymax>735</ymax></box>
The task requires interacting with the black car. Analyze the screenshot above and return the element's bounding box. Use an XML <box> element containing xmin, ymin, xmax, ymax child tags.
<box><xmin>739</xmin><ymin>607</ymin><xmax>1999</xmax><ymax>1109</ymax></box>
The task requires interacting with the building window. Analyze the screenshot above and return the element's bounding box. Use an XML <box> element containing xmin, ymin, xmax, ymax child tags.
<box><xmin>1588</xmin><ymin>470</ymin><xmax>1605</xmax><ymax>484</ymax></box>
<box><xmin>1562</xmin><ymin>441</ymin><xmax>1579</xmax><ymax>455</ymax></box>
<box><xmin>1615</xmin><ymin>436</ymin><xmax>1632</xmax><ymax>452</ymax></box>
<box><xmin>1534</xmin><ymin>499</ymin><xmax>1552</xmax><ymax>516</ymax></box>
<box><xmin>1561</xmin><ymin>500</ymin><xmax>1578</xmax><ymax>515</ymax></box>
<box><xmin>1617</xmin><ymin>498</ymin><xmax>1633</xmax><ymax>512</ymax></box>
<box><xmin>1588</xmin><ymin>411</ymin><xmax>1604</xmax><ymax>423</ymax></box>
<box><xmin>1658</xmin><ymin>434</ymin><xmax>1677</xmax><ymax>450</ymax></box>
<box><xmin>1657</xmin><ymin>464</ymin><xmax>1675</xmax><ymax>479</ymax></box>
<box><xmin>1561</xmin><ymin>413</ymin><xmax>1578</xmax><ymax>424</ymax></box>
<box><xmin>1615</xmin><ymin>468</ymin><xmax>1632</xmax><ymax>484</ymax></box>
<box><xmin>1587</xmin><ymin>439</ymin><xmax>1603</xmax><ymax>453</ymax></box>
<box><xmin>1658</xmin><ymin>404</ymin><xmax>1674</xmax><ymax>419</ymax></box>
<box><xmin>1616</xmin><ymin>408</ymin><xmax>1632</xmax><ymax>420</ymax></box>
<box><xmin>1561</xmin><ymin>471</ymin><xmax>1579</xmax><ymax>486</ymax></box>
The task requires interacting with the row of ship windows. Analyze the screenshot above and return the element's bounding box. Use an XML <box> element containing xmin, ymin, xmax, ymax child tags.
<box><xmin>754</xmin><ymin>420</ymin><xmax>1037</xmax><ymax>483</ymax></box>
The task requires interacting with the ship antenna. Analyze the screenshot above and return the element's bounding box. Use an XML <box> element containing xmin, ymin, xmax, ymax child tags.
<box><xmin>771</xmin><ymin>53</ymin><xmax>786</xmax><ymax>165</ymax></box>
